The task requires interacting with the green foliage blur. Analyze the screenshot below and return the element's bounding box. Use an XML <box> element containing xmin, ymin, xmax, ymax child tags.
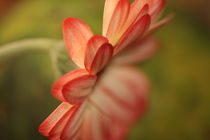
<box><xmin>0</xmin><ymin>0</ymin><xmax>210</xmax><ymax>140</ymax></box>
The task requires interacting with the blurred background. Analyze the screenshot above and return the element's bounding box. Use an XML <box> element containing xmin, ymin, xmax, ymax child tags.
<box><xmin>0</xmin><ymin>0</ymin><xmax>210</xmax><ymax>140</ymax></box>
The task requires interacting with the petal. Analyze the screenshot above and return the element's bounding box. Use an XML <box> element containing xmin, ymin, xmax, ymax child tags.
<box><xmin>79</xmin><ymin>105</ymin><xmax>104</xmax><ymax>140</ymax></box>
<box><xmin>49</xmin><ymin>105</ymin><xmax>77</xmax><ymax>140</ymax></box>
<box><xmin>147</xmin><ymin>14</ymin><xmax>174</xmax><ymax>36</ymax></box>
<box><xmin>51</xmin><ymin>69</ymin><xmax>89</xmax><ymax>102</ymax></box>
<box><xmin>149</xmin><ymin>0</ymin><xmax>165</xmax><ymax>18</ymax></box>
<box><xmin>39</xmin><ymin>102</ymin><xmax>72</xmax><ymax>136</ymax></box>
<box><xmin>114</xmin><ymin>38</ymin><xmax>160</xmax><ymax>64</ymax></box>
<box><xmin>61</xmin><ymin>102</ymin><xmax>87</xmax><ymax>140</ymax></box>
<box><xmin>62</xmin><ymin>74</ymin><xmax>97</xmax><ymax>104</ymax></box>
<box><xmin>105</xmin><ymin>0</ymin><xmax>130</xmax><ymax>45</ymax></box>
<box><xmin>63</xmin><ymin>18</ymin><xmax>93</xmax><ymax>68</ymax></box>
<box><xmin>127</xmin><ymin>0</ymin><xmax>148</xmax><ymax>26</ymax></box>
<box><xmin>84</xmin><ymin>35</ymin><xmax>112</xmax><ymax>74</ymax></box>
<box><xmin>114</xmin><ymin>14</ymin><xmax>151</xmax><ymax>55</ymax></box>
<box><xmin>103</xmin><ymin>0</ymin><xmax>121</xmax><ymax>36</ymax></box>
<box><xmin>90</xmin><ymin>66</ymin><xmax>149</xmax><ymax>125</ymax></box>
<box><xmin>87</xmin><ymin>43</ymin><xmax>113</xmax><ymax>74</ymax></box>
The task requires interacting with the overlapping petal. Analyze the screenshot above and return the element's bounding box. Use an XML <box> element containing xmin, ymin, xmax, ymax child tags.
<box><xmin>114</xmin><ymin>14</ymin><xmax>151</xmax><ymax>54</ymax></box>
<box><xmin>84</xmin><ymin>35</ymin><xmax>113</xmax><ymax>74</ymax></box>
<box><xmin>39</xmin><ymin>102</ymin><xmax>72</xmax><ymax>136</ymax></box>
<box><xmin>60</xmin><ymin>102</ymin><xmax>87</xmax><ymax>140</ymax></box>
<box><xmin>52</xmin><ymin>69</ymin><xmax>97</xmax><ymax>104</ymax></box>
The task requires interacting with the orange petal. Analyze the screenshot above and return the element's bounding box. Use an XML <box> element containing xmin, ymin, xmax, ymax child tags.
<box><xmin>39</xmin><ymin>102</ymin><xmax>72</xmax><ymax>136</ymax></box>
<box><xmin>103</xmin><ymin>0</ymin><xmax>121</xmax><ymax>36</ymax></box>
<box><xmin>63</xmin><ymin>18</ymin><xmax>93</xmax><ymax>68</ymax></box>
<box><xmin>105</xmin><ymin>0</ymin><xmax>130</xmax><ymax>45</ymax></box>
<box><xmin>62</xmin><ymin>74</ymin><xmax>97</xmax><ymax>104</ymax></box>
<box><xmin>114</xmin><ymin>14</ymin><xmax>151</xmax><ymax>55</ymax></box>
<box><xmin>51</xmin><ymin>69</ymin><xmax>89</xmax><ymax>102</ymax></box>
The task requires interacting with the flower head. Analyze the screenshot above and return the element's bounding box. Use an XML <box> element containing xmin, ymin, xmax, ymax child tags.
<box><xmin>39</xmin><ymin>0</ymin><xmax>172</xmax><ymax>139</ymax></box>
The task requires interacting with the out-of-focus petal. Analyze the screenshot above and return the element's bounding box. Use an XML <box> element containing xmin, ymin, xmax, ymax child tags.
<box><xmin>90</xmin><ymin>66</ymin><xmax>149</xmax><ymax>125</ymax></box>
<box><xmin>114</xmin><ymin>14</ymin><xmax>151</xmax><ymax>55</ymax></box>
<box><xmin>105</xmin><ymin>0</ymin><xmax>130</xmax><ymax>45</ymax></box>
<box><xmin>103</xmin><ymin>0</ymin><xmax>121</xmax><ymax>36</ymax></box>
<box><xmin>62</xmin><ymin>75</ymin><xmax>97</xmax><ymax>104</ymax></box>
<box><xmin>63</xmin><ymin>18</ymin><xmax>93</xmax><ymax>68</ymax></box>
<box><xmin>51</xmin><ymin>69</ymin><xmax>89</xmax><ymax>102</ymax></box>
<box><xmin>39</xmin><ymin>102</ymin><xmax>72</xmax><ymax>136</ymax></box>
<box><xmin>114</xmin><ymin>38</ymin><xmax>160</xmax><ymax>64</ymax></box>
<box><xmin>84</xmin><ymin>35</ymin><xmax>113</xmax><ymax>74</ymax></box>
<box><xmin>61</xmin><ymin>102</ymin><xmax>87</xmax><ymax>140</ymax></box>
<box><xmin>147</xmin><ymin>14</ymin><xmax>174</xmax><ymax>36</ymax></box>
<box><xmin>149</xmin><ymin>0</ymin><xmax>165</xmax><ymax>19</ymax></box>
<box><xmin>79</xmin><ymin>105</ymin><xmax>104</xmax><ymax>140</ymax></box>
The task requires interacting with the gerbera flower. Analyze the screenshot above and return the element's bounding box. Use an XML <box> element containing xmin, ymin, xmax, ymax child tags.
<box><xmin>39</xmin><ymin>0</ymin><xmax>172</xmax><ymax>139</ymax></box>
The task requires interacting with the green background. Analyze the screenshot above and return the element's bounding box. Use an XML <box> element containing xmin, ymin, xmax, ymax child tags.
<box><xmin>0</xmin><ymin>0</ymin><xmax>210</xmax><ymax>139</ymax></box>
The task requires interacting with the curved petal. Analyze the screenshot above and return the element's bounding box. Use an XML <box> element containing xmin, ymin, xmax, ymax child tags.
<box><xmin>114</xmin><ymin>38</ymin><xmax>160</xmax><ymax>64</ymax></box>
<box><xmin>103</xmin><ymin>0</ymin><xmax>121</xmax><ymax>36</ymax></box>
<box><xmin>105</xmin><ymin>0</ymin><xmax>130</xmax><ymax>45</ymax></box>
<box><xmin>114</xmin><ymin>14</ymin><xmax>151</xmax><ymax>55</ymax></box>
<box><xmin>51</xmin><ymin>69</ymin><xmax>89</xmax><ymax>102</ymax></box>
<box><xmin>62</xmin><ymin>74</ymin><xmax>97</xmax><ymax>104</ymax></box>
<box><xmin>84</xmin><ymin>35</ymin><xmax>111</xmax><ymax>74</ymax></box>
<box><xmin>39</xmin><ymin>102</ymin><xmax>72</xmax><ymax>136</ymax></box>
<box><xmin>86</xmin><ymin>43</ymin><xmax>113</xmax><ymax>74</ymax></box>
<box><xmin>63</xmin><ymin>18</ymin><xmax>93</xmax><ymax>68</ymax></box>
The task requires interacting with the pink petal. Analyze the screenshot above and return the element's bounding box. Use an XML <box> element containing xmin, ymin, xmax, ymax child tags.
<box><xmin>39</xmin><ymin>102</ymin><xmax>72</xmax><ymax>136</ymax></box>
<box><xmin>89</xmin><ymin>66</ymin><xmax>149</xmax><ymax>125</ymax></box>
<box><xmin>62</xmin><ymin>74</ymin><xmax>97</xmax><ymax>104</ymax></box>
<box><xmin>87</xmin><ymin>43</ymin><xmax>113</xmax><ymax>74</ymax></box>
<box><xmin>51</xmin><ymin>69</ymin><xmax>89</xmax><ymax>102</ymax></box>
<box><xmin>114</xmin><ymin>38</ymin><xmax>160</xmax><ymax>64</ymax></box>
<box><xmin>147</xmin><ymin>14</ymin><xmax>174</xmax><ymax>36</ymax></box>
<box><xmin>63</xmin><ymin>18</ymin><xmax>93</xmax><ymax>68</ymax></box>
<box><xmin>102</xmin><ymin>0</ymin><xmax>121</xmax><ymax>36</ymax></box>
<box><xmin>105</xmin><ymin>0</ymin><xmax>130</xmax><ymax>45</ymax></box>
<box><xmin>61</xmin><ymin>102</ymin><xmax>87</xmax><ymax>140</ymax></box>
<box><xmin>149</xmin><ymin>0</ymin><xmax>165</xmax><ymax>18</ymax></box>
<box><xmin>84</xmin><ymin>35</ymin><xmax>113</xmax><ymax>74</ymax></box>
<box><xmin>114</xmin><ymin>14</ymin><xmax>151</xmax><ymax>55</ymax></box>
<box><xmin>79</xmin><ymin>105</ymin><xmax>104</xmax><ymax>140</ymax></box>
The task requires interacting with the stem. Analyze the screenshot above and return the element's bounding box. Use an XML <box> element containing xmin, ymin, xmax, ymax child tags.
<box><xmin>0</xmin><ymin>38</ymin><xmax>63</xmax><ymax>58</ymax></box>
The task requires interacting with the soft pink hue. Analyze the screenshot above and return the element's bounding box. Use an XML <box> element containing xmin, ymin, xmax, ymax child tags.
<box><xmin>39</xmin><ymin>0</ymin><xmax>172</xmax><ymax>139</ymax></box>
